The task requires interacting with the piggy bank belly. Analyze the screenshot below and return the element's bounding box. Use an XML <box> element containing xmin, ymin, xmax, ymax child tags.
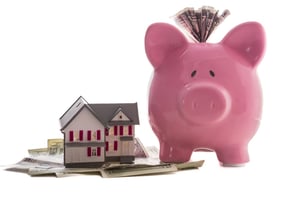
<box><xmin>149</xmin><ymin>106</ymin><xmax>261</xmax><ymax>165</ymax></box>
<box><xmin>148</xmin><ymin>80</ymin><xmax>262</xmax><ymax>165</ymax></box>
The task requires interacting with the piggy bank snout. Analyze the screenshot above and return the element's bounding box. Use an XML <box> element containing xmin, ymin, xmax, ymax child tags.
<box><xmin>179</xmin><ymin>83</ymin><xmax>231</xmax><ymax>125</ymax></box>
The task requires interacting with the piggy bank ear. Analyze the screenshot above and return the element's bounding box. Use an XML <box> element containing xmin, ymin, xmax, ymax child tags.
<box><xmin>145</xmin><ymin>23</ymin><xmax>188</xmax><ymax>69</ymax></box>
<box><xmin>222</xmin><ymin>22</ymin><xmax>266</xmax><ymax>68</ymax></box>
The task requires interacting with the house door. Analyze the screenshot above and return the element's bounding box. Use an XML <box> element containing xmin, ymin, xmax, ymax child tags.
<box><xmin>121</xmin><ymin>141</ymin><xmax>129</xmax><ymax>156</ymax></box>
<box><xmin>120</xmin><ymin>140</ymin><xmax>134</xmax><ymax>163</ymax></box>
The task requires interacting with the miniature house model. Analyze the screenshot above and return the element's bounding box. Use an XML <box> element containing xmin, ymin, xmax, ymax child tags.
<box><xmin>59</xmin><ymin>96</ymin><xmax>139</xmax><ymax>168</ymax></box>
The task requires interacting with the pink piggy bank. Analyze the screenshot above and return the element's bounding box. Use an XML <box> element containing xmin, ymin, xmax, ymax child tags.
<box><xmin>145</xmin><ymin>22</ymin><xmax>266</xmax><ymax>165</ymax></box>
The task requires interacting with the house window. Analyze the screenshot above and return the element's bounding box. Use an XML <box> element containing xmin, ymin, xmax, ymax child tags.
<box><xmin>114</xmin><ymin>126</ymin><xmax>118</xmax><ymax>136</ymax></box>
<box><xmin>69</xmin><ymin>130</ymin><xmax>74</xmax><ymax>142</ymax></box>
<box><xmin>119</xmin><ymin>126</ymin><xmax>123</xmax><ymax>136</ymax></box>
<box><xmin>88</xmin><ymin>147</ymin><xmax>101</xmax><ymax>157</ymax></box>
<box><xmin>128</xmin><ymin>125</ymin><xmax>133</xmax><ymax>135</ymax></box>
<box><xmin>105</xmin><ymin>141</ymin><xmax>109</xmax><ymax>151</ymax></box>
<box><xmin>92</xmin><ymin>131</ymin><xmax>95</xmax><ymax>140</ymax></box>
<box><xmin>87</xmin><ymin>130</ymin><xmax>92</xmax><ymax>141</ymax></box>
<box><xmin>105</xmin><ymin>128</ymin><xmax>109</xmax><ymax>136</ymax></box>
<box><xmin>114</xmin><ymin>141</ymin><xmax>118</xmax><ymax>151</ymax></box>
<box><xmin>87</xmin><ymin>147</ymin><xmax>91</xmax><ymax>157</ymax></box>
<box><xmin>92</xmin><ymin>148</ymin><xmax>97</xmax><ymax>156</ymax></box>
<box><xmin>79</xmin><ymin>130</ymin><xmax>83</xmax><ymax>141</ymax></box>
<box><xmin>97</xmin><ymin>130</ymin><xmax>101</xmax><ymax>140</ymax></box>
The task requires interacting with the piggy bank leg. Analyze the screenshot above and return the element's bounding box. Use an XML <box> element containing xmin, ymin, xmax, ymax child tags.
<box><xmin>215</xmin><ymin>145</ymin><xmax>249</xmax><ymax>166</ymax></box>
<box><xmin>159</xmin><ymin>141</ymin><xmax>192</xmax><ymax>163</ymax></box>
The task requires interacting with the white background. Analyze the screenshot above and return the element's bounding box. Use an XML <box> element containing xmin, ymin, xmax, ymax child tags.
<box><xmin>0</xmin><ymin>0</ymin><xmax>299</xmax><ymax>199</ymax></box>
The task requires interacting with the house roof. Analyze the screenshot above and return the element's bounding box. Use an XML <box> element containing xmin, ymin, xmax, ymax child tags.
<box><xmin>89</xmin><ymin>103</ymin><xmax>140</xmax><ymax>126</ymax></box>
<box><xmin>59</xmin><ymin>96</ymin><xmax>139</xmax><ymax>131</ymax></box>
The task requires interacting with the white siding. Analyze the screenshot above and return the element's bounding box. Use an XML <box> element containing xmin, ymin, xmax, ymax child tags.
<box><xmin>120</xmin><ymin>140</ymin><xmax>134</xmax><ymax>156</ymax></box>
<box><xmin>63</xmin><ymin>107</ymin><xmax>105</xmax><ymax>164</ymax></box>
<box><xmin>64</xmin><ymin>107</ymin><xmax>105</xmax><ymax>142</ymax></box>
<box><xmin>65</xmin><ymin>146</ymin><xmax>105</xmax><ymax>163</ymax></box>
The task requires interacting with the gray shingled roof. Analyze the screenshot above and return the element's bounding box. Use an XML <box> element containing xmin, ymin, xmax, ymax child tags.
<box><xmin>89</xmin><ymin>103</ymin><xmax>140</xmax><ymax>126</ymax></box>
<box><xmin>59</xmin><ymin>96</ymin><xmax>139</xmax><ymax>131</ymax></box>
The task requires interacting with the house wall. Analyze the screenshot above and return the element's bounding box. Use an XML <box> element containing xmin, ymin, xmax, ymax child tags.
<box><xmin>105</xmin><ymin>125</ymin><xmax>135</xmax><ymax>158</ymax></box>
<box><xmin>63</xmin><ymin>107</ymin><xmax>105</xmax><ymax>164</ymax></box>
<box><xmin>120</xmin><ymin>140</ymin><xmax>134</xmax><ymax>156</ymax></box>
<box><xmin>121</xmin><ymin>125</ymin><xmax>135</xmax><ymax>156</ymax></box>
<box><xmin>111</xmin><ymin>111</ymin><xmax>130</xmax><ymax>121</ymax></box>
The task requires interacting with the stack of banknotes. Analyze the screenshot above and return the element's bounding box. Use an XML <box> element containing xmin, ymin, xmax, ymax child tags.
<box><xmin>174</xmin><ymin>6</ymin><xmax>230</xmax><ymax>42</ymax></box>
<box><xmin>4</xmin><ymin>138</ymin><xmax>204</xmax><ymax>178</ymax></box>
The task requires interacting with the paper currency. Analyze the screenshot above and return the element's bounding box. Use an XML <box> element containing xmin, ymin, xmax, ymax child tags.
<box><xmin>28</xmin><ymin>148</ymin><xmax>49</xmax><ymax>156</ymax></box>
<box><xmin>48</xmin><ymin>139</ymin><xmax>64</xmax><ymax>155</ymax></box>
<box><xmin>28</xmin><ymin>166</ymin><xmax>102</xmax><ymax>176</ymax></box>
<box><xmin>5</xmin><ymin>157</ymin><xmax>64</xmax><ymax>173</ymax></box>
<box><xmin>25</xmin><ymin>146</ymin><xmax>204</xmax><ymax>178</ymax></box>
<box><xmin>175</xmin><ymin>160</ymin><xmax>205</xmax><ymax>170</ymax></box>
<box><xmin>8</xmin><ymin>155</ymin><xmax>204</xmax><ymax>178</ymax></box>
<box><xmin>100</xmin><ymin>163</ymin><xmax>178</xmax><ymax>178</ymax></box>
<box><xmin>174</xmin><ymin>6</ymin><xmax>230</xmax><ymax>42</ymax></box>
<box><xmin>100</xmin><ymin>160</ymin><xmax>205</xmax><ymax>178</ymax></box>
<box><xmin>6</xmin><ymin>139</ymin><xmax>204</xmax><ymax>178</ymax></box>
<box><xmin>28</xmin><ymin>138</ymin><xmax>64</xmax><ymax>156</ymax></box>
<box><xmin>25</xmin><ymin>146</ymin><xmax>162</xmax><ymax>177</ymax></box>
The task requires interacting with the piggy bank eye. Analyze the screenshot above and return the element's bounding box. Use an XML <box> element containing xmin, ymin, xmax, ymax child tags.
<box><xmin>191</xmin><ymin>70</ymin><xmax>197</xmax><ymax>78</ymax></box>
<box><xmin>209</xmin><ymin>70</ymin><xmax>215</xmax><ymax>77</ymax></box>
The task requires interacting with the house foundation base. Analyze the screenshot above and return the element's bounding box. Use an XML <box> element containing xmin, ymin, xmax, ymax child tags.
<box><xmin>65</xmin><ymin>162</ymin><xmax>105</xmax><ymax>168</ymax></box>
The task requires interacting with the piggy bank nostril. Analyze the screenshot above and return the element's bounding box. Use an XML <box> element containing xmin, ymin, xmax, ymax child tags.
<box><xmin>192</xmin><ymin>102</ymin><xmax>199</xmax><ymax>109</ymax></box>
<box><xmin>210</xmin><ymin>102</ymin><xmax>216</xmax><ymax>109</ymax></box>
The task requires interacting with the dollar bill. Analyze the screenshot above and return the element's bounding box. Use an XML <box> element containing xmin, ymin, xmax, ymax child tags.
<box><xmin>28</xmin><ymin>148</ymin><xmax>49</xmax><ymax>156</ymax></box>
<box><xmin>100</xmin><ymin>163</ymin><xmax>178</xmax><ymax>178</ymax></box>
<box><xmin>48</xmin><ymin>138</ymin><xmax>64</xmax><ymax>155</ymax></box>
<box><xmin>25</xmin><ymin>146</ymin><xmax>159</xmax><ymax>177</ymax></box>
<box><xmin>8</xmin><ymin>141</ymin><xmax>205</xmax><ymax>178</ymax></box>
<box><xmin>175</xmin><ymin>160</ymin><xmax>205</xmax><ymax>170</ymax></box>
<box><xmin>28</xmin><ymin>161</ymin><xmax>205</xmax><ymax>178</ymax></box>
<box><xmin>28</xmin><ymin>138</ymin><xmax>64</xmax><ymax>156</ymax></box>
<box><xmin>100</xmin><ymin>160</ymin><xmax>205</xmax><ymax>178</ymax></box>
<box><xmin>28</xmin><ymin>166</ymin><xmax>102</xmax><ymax>177</ymax></box>
<box><xmin>27</xmin><ymin>146</ymin><xmax>204</xmax><ymax>178</ymax></box>
<box><xmin>5</xmin><ymin>157</ymin><xmax>64</xmax><ymax>173</ymax></box>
